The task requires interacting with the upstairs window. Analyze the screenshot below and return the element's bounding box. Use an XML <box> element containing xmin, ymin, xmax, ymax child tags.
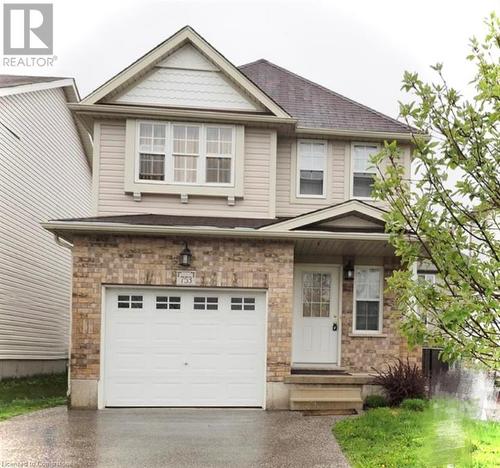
<box><xmin>173</xmin><ymin>124</ymin><xmax>200</xmax><ymax>183</ymax></box>
<box><xmin>138</xmin><ymin>123</ymin><xmax>166</xmax><ymax>181</ymax></box>
<box><xmin>206</xmin><ymin>126</ymin><xmax>233</xmax><ymax>184</ymax></box>
<box><xmin>297</xmin><ymin>140</ymin><xmax>327</xmax><ymax>197</ymax></box>
<box><xmin>135</xmin><ymin>121</ymin><xmax>235</xmax><ymax>186</ymax></box>
<box><xmin>352</xmin><ymin>144</ymin><xmax>379</xmax><ymax>198</ymax></box>
<box><xmin>354</xmin><ymin>267</ymin><xmax>383</xmax><ymax>332</ymax></box>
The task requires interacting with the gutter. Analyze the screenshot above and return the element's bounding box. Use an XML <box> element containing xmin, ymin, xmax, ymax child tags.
<box><xmin>295</xmin><ymin>126</ymin><xmax>430</xmax><ymax>142</ymax></box>
<box><xmin>68</xmin><ymin>103</ymin><xmax>297</xmax><ymax>126</ymax></box>
<box><xmin>42</xmin><ymin>221</ymin><xmax>393</xmax><ymax>242</ymax></box>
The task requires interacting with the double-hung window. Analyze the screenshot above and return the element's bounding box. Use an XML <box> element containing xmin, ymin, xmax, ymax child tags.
<box><xmin>206</xmin><ymin>126</ymin><xmax>233</xmax><ymax>184</ymax></box>
<box><xmin>297</xmin><ymin>140</ymin><xmax>327</xmax><ymax>197</ymax></box>
<box><xmin>352</xmin><ymin>143</ymin><xmax>379</xmax><ymax>198</ymax></box>
<box><xmin>354</xmin><ymin>267</ymin><xmax>383</xmax><ymax>332</ymax></box>
<box><xmin>136</xmin><ymin>121</ymin><xmax>235</xmax><ymax>187</ymax></box>
<box><xmin>138</xmin><ymin>122</ymin><xmax>167</xmax><ymax>181</ymax></box>
<box><xmin>173</xmin><ymin>124</ymin><xmax>200</xmax><ymax>183</ymax></box>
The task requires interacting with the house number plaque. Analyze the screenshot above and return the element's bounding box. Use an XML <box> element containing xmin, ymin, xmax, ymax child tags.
<box><xmin>176</xmin><ymin>270</ymin><xmax>196</xmax><ymax>286</ymax></box>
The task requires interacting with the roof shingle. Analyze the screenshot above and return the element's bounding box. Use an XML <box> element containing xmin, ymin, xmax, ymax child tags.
<box><xmin>239</xmin><ymin>59</ymin><xmax>413</xmax><ymax>134</ymax></box>
<box><xmin>0</xmin><ymin>75</ymin><xmax>66</xmax><ymax>89</ymax></box>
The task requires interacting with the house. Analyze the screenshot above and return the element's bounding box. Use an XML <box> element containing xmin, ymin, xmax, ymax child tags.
<box><xmin>43</xmin><ymin>26</ymin><xmax>421</xmax><ymax>410</ymax></box>
<box><xmin>0</xmin><ymin>75</ymin><xmax>92</xmax><ymax>378</ymax></box>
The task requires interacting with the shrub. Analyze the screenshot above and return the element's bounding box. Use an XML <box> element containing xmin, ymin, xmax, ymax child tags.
<box><xmin>401</xmin><ymin>398</ymin><xmax>428</xmax><ymax>411</ymax></box>
<box><xmin>372</xmin><ymin>359</ymin><xmax>427</xmax><ymax>406</ymax></box>
<box><xmin>364</xmin><ymin>394</ymin><xmax>389</xmax><ymax>409</ymax></box>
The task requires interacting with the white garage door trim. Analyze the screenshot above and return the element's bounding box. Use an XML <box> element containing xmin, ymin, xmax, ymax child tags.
<box><xmin>98</xmin><ymin>285</ymin><xmax>267</xmax><ymax>409</ymax></box>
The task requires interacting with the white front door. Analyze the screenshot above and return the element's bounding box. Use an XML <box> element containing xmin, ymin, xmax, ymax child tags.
<box><xmin>292</xmin><ymin>266</ymin><xmax>340</xmax><ymax>365</ymax></box>
<box><xmin>103</xmin><ymin>287</ymin><xmax>266</xmax><ymax>407</ymax></box>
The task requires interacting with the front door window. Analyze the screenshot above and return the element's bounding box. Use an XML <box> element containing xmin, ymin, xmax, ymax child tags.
<box><xmin>302</xmin><ymin>272</ymin><xmax>331</xmax><ymax>317</ymax></box>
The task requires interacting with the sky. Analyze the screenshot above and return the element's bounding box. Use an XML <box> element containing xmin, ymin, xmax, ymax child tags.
<box><xmin>1</xmin><ymin>0</ymin><xmax>497</xmax><ymax>119</ymax></box>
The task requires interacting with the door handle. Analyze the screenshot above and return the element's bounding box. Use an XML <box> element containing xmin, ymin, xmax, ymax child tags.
<box><xmin>332</xmin><ymin>323</ymin><xmax>338</xmax><ymax>332</ymax></box>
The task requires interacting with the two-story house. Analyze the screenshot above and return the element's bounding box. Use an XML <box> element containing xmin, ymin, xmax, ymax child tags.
<box><xmin>44</xmin><ymin>26</ymin><xmax>420</xmax><ymax>410</ymax></box>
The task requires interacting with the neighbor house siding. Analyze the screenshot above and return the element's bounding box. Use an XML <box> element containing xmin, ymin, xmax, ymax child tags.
<box><xmin>0</xmin><ymin>87</ymin><xmax>91</xmax><ymax>361</ymax></box>
<box><xmin>96</xmin><ymin>121</ymin><xmax>273</xmax><ymax>218</ymax></box>
<box><xmin>276</xmin><ymin>137</ymin><xmax>346</xmax><ymax>217</ymax></box>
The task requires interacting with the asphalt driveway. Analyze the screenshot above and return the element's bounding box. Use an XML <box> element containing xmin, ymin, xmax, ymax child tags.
<box><xmin>0</xmin><ymin>406</ymin><xmax>350</xmax><ymax>467</ymax></box>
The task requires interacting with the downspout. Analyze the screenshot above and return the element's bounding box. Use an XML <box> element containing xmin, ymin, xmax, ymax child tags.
<box><xmin>53</xmin><ymin>234</ymin><xmax>73</xmax><ymax>404</ymax></box>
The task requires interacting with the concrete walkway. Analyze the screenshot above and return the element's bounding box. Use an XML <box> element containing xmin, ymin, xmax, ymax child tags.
<box><xmin>0</xmin><ymin>406</ymin><xmax>350</xmax><ymax>467</ymax></box>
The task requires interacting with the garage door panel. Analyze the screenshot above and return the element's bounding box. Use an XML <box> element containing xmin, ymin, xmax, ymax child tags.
<box><xmin>104</xmin><ymin>288</ymin><xmax>266</xmax><ymax>407</ymax></box>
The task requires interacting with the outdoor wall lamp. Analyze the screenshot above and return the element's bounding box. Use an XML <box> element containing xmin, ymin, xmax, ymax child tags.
<box><xmin>344</xmin><ymin>259</ymin><xmax>355</xmax><ymax>281</ymax></box>
<box><xmin>179</xmin><ymin>242</ymin><xmax>192</xmax><ymax>267</ymax></box>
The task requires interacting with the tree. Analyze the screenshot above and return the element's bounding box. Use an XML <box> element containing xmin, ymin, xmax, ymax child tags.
<box><xmin>372</xmin><ymin>14</ymin><xmax>499</xmax><ymax>369</ymax></box>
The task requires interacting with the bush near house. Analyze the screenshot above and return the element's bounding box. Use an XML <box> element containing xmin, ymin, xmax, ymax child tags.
<box><xmin>0</xmin><ymin>373</ymin><xmax>67</xmax><ymax>421</ymax></box>
<box><xmin>333</xmin><ymin>399</ymin><xmax>500</xmax><ymax>468</ymax></box>
<box><xmin>364</xmin><ymin>394</ymin><xmax>389</xmax><ymax>409</ymax></box>
<box><xmin>372</xmin><ymin>358</ymin><xmax>427</xmax><ymax>406</ymax></box>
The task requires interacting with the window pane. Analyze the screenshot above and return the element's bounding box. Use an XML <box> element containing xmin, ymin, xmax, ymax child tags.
<box><xmin>174</xmin><ymin>155</ymin><xmax>197</xmax><ymax>183</ymax></box>
<box><xmin>353</xmin><ymin>145</ymin><xmax>377</xmax><ymax>173</ymax></box>
<box><xmin>353</xmin><ymin>174</ymin><xmax>374</xmax><ymax>197</ymax></box>
<box><xmin>300</xmin><ymin>170</ymin><xmax>323</xmax><ymax>195</ymax></box>
<box><xmin>173</xmin><ymin>125</ymin><xmax>199</xmax><ymax>155</ymax></box>
<box><xmin>206</xmin><ymin>126</ymin><xmax>233</xmax><ymax>156</ymax></box>
<box><xmin>206</xmin><ymin>157</ymin><xmax>231</xmax><ymax>183</ymax></box>
<box><xmin>139</xmin><ymin>123</ymin><xmax>166</xmax><ymax>154</ymax></box>
<box><xmin>302</xmin><ymin>272</ymin><xmax>330</xmax><ymax>318</ymax></box>
<box><xmin>139</xmin><ymin>153</ymin><xmax>165</xmax><ymax>181</ymax></box>
<box><xmin>356</xmin><ymin>300</ymin><xmax>380</xmax><ymax>331</ymax></box>
<box><xmin>356</xmin><ymin>268</ymin><xmax>381</xmax><ymax>300</ymax></box>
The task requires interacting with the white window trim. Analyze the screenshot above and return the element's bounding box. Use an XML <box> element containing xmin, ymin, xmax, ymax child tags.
<box><xmin>135</xmin><ymin>120</ymin><xmax>235</xmax><ymax>187</ymax></box>
<box><xmin>125</xmin><ymin>119</ymin><xmax>244</xmax><ymax>198</ymax></box>
<box><xmin>352</xmin><ymin>265</ymin><xmax>384</xmax><ymax>334</ymax></box>
<box><xmin>296</xmin><ymin>139</ymin><xmax>327</xmax><ymax>199</ymax></box>
<box><xmin>350</xmin><ymin>142</ymin><xmax>380</xmax><ymax>201</ymax></box>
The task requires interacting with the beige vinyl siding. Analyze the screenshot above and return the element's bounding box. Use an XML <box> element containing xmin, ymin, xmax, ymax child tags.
<box><xmin>276</xmin><ymin>137</ymin><xmax>346</xmax><ymax>217</ymax></box>
<box><xmin>96</xmin><ymin>121</ymin><xmax>273</xmax><ymax>218</ymax></box>
<box><xmin>0</xmin><ymin>88</ymin><xmax>91</xmax><ymax>360</ymax></box>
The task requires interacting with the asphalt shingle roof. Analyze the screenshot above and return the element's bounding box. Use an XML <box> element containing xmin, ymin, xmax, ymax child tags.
<box><xmin>239</xmin><ymin>59</ymin><xmax>413</xmax><ymax>134</ymax></box>
<box><xmin>53</xmin><ymin>214</ymin><xmax>286</xmax><ymax>229</ymax></box>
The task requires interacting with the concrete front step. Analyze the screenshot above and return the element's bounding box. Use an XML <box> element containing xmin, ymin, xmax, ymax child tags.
<box><xmin>284</xmin><ymin>374</ymin><xmax>375</xmax><ymax>385</ymax></box>
<box><xmin>289</xmin><ymin>387</ymin><xmax>364</xmax><ymax>412</ymax></box>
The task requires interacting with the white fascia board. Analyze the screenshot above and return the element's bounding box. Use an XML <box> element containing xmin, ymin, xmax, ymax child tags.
<box><xmin>0</xmin><ymin>78</ymin><xmax>76</xmax><ymax>97</ymax></box>
<box><xmin>80</xmin><ymin>27</ymin><xmax>290</xmax><ymax>119</ymax></box>
<box><xmin>42</xmin><ymin>221</ymin><xmax>392</xmax><ymax>242</ymax></box>
<box><xmin>295</xmin><ymin>127</ymin><xmax>430</xmax><ymax>142</ymax></box>
<box><xmin>260</xmin><ymin>200</ymin><xmax>387</xmax><ymax>232</ymax></box>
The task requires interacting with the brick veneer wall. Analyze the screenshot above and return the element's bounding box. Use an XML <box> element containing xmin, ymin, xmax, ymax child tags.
<box><xmin>71</xmin><ymin>235</ymin><xmax>295</xmax><ymax>383</ymax></box>
<box><xmin>340</xmin><ymin>265</ymin><xmax>422</xmax><ymax>372</ymax></box>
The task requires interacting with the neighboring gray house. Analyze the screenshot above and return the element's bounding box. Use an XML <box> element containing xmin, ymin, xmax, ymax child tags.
<box><xmin>0</xmin><ymin>75</ymin><xmax>92</xmax><ymax>378</ymax></box>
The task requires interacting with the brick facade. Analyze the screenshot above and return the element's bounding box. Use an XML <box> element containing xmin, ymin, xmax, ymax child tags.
<box><xmin>71</xmin><ymin>234</ymin><xmax>295</xmax><ymax>382</ymax></box>
<box><xmin>340</xmin><ymin>265</ymin><xmax>421</xmax><ymax>372</ymax></box>
<box><xmin>71</xmin><ymin>234</ymin><xmax>419</xmax><ymax>389</ymax></box>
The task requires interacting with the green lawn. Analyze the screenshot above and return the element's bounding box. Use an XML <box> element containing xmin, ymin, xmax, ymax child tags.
<box><xmin>333</xmin><ymin>400</ymin><xmax>500</xmax><ymax>468</ymax></box>
<box><xmin>0</xmin><ymin>373</ymin><xmax>67</xmax><ymax>421</ymax></box>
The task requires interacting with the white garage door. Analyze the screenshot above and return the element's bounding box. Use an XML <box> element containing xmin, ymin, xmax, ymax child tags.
<box><xmin>103</xmin><ymin>288</ymin><xmax>266</xmax><ymax>407</ymax></box>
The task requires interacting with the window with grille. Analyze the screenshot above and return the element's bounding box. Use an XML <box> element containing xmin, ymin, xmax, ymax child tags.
<box><xmin>193</xmin><ymin>297</ymin><xmax>218</xmax><ymax>310</ymax></box>
<box><xmin>156</xmin><ymin>296</ymin><xmax>181</xmax><ymax>310</ymax></box>
<box><xmin>352</xmin><ymin>144</ymin><xmax>378</xmax><ymax>198</ymax></box>
<box><xmin>117</xmin><ymin>295</ymin><xmax>143</xmax><ymax>309</ymax></box>
<box><xmin>354</xmin><ymin>267</ymin><xmax>382</xmax><ymax>331</ymax></box>
<box><xmin>302</xmin><ymin>272</ymin><xmax>331</xmax><ymax>317</ymax></box>
<box><xmin>297</xmin><ymin>140</ymin><xmax>327</xmax><ymax>197</ymax></box>
<box><xmin>231</xmin><ymin>297</ymin><xmax>256</xmax><ymax>311</ymax></box>
<box><xmin>173</xmin><ymin>124</ymin><xmax>200</xmax><ymax>183</ymax></box>
<box><xmin>206</xmin><ymin>126</ymin><xmax>233</xmax><ymax>184</ymax></box>
<box><xmin>138</xmin><ymin>123</ymin><xmax>166</xmax><ymax>180</ymax></box>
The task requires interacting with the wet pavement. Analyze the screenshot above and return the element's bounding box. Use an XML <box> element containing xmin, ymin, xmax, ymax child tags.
<box><xmin>0</xmin><ymin>406</ymin><xmax>350</xmax><ymax>467</ymax></box>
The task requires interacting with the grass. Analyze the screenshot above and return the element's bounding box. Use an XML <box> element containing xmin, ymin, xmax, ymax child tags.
<box><xmin>0</xmin><ymin>373</ymin><xmax>67</xmax><ymax>421</ymax></box>
<box><xmin>333</xmin><ymin>399</ymin><xmax>500</xmax><ymax>468</ymax></box>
